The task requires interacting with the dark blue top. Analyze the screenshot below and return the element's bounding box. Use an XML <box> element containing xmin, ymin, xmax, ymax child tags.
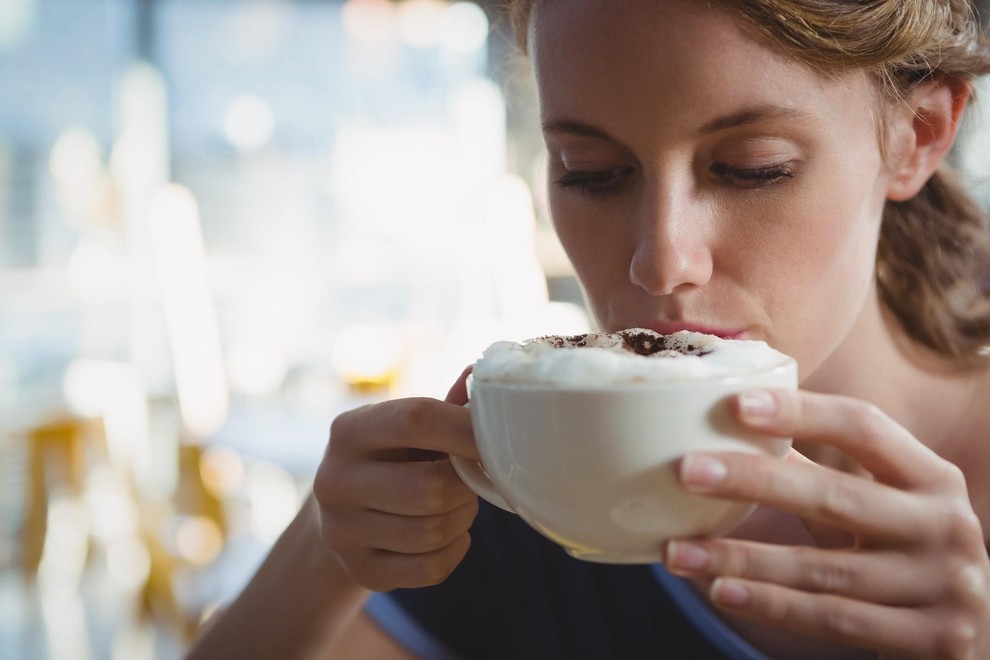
<box><xmin>366</xmin><ymin>500</ymin><xmax>767</xmax><ymax>659</ymax></box>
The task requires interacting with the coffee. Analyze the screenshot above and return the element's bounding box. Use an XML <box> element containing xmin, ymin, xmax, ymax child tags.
<box><xmin>454</xmin><ymin>328</ymin><xmax>797</xmax><ymax>564</ymax></box>
<box><xmin>473</xmin><ymin>329</ymin><xmax>791</xmax><ymax>385</ymax></box>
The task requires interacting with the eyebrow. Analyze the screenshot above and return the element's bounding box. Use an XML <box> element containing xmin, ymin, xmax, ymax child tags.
<box><xmin>542</xmin><ymin>106</ymin><xmax>811</xmax><ymax>140</ymax></box>
<box><xmin>541</xmin><ymin>119</ymin><xmax>616</xmax><ymax>140</ymax></box>
<box><xmin>698</xmin><ymin>106</ymin><xmax>811</xmax><ymax>133</ymax></box>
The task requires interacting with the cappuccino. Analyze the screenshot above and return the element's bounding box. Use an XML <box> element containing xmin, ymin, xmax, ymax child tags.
<box><xmin>473</xmin><ymin>328</ymin><xmax>792</xmax><ymax>385</ymax></box>
<box><xmin>455</xmin><ymin>328</ymin><xmax>797</xmax><ymax>563</ymax></box>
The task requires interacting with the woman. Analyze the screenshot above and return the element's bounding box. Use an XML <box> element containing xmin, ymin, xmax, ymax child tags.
<box><xmin>187</xmin><ymin>0</ymin><xmax>990</xmax><ymax>657</ymax></box>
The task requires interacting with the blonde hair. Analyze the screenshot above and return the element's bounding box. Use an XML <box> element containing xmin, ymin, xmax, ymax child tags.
<box><xmin>506</xmin><ymin>0</ymin><xmax>990</xmax><ymax>365</ymax></box>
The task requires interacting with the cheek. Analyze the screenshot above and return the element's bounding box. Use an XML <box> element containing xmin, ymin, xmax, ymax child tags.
<box><xmin>754</xmin><ymin>171</ymin><xmax>884</xmax><ymax>369</ymax></box>
<box><xmin>548</xmin><ymin>197</ymin><xmax>640</xmax><ymax>326</ymax></box>
<box><xmin>549</xmin><ymin>195</ymin><xmax>631</xmax><ymax>279</ymax></box>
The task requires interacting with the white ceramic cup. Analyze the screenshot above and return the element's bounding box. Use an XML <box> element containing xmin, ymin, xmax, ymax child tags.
<box><xmin>451</xmin><ymin>360</ymin><xmax>797</xmax><ymax>564</ymax></box>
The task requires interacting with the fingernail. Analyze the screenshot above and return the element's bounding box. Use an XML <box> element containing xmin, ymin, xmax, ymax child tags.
<box><xmin>680</xmin><ymin>455</ymin><xmax>727</xmax><ymax>490</ymax></box>
<box><xmin>711</xmin><ymin>578</ymin><xmax>751</xmax><ymax>607</ymax></box>
<box><xmin>666</xmin><ymin>541</ymin><xmax>709</xmax><ymax>572</ymax></box>
<box><xmin>738</xmin><ymin>390</ymin><xmax>777</xmax><ymax>423</ymax></box>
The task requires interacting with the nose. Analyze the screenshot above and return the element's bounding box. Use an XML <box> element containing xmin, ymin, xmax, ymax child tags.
<box><xmin>628</xmin><ymin>184</ymin><xmax>714</xmax><ymax>296</ymax></box>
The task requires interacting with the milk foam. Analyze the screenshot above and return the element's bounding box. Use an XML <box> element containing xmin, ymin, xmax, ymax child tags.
<box><xmin>473</xmin><ymin>329</ymin><xmax>792</xmax><ymax>385</ymax></box>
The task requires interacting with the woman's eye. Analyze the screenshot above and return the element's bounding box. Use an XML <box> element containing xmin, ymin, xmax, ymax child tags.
<box><xmin>711</xmin><ymin>162</ymin><xmax>795</xmax><ymax>188</ymax></box>
<box><xmin>554</xmin><ymin>166</ymin><xmax>634</xmax><ymax>198</ymax></box>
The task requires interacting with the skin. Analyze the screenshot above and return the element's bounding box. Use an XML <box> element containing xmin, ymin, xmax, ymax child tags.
<box><xmin>187</xmin><ymin>1</ymin><xmax>990</xmax><ymax>658</ymax></box>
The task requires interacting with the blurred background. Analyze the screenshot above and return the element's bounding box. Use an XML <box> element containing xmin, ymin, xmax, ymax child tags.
<box><xmin>0</xmin><ymin>1</ymin><xmax>988</xmax><ymax>659</ymax></box>
<box><xmin>0</xmin><ymin>0</ymin><xmax>592</xmax><ymax>658</ymax></box>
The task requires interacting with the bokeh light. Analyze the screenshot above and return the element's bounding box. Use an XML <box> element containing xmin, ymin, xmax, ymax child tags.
<box><xmin>222</xmin><ymin>94</ymin><xmax>275</xmax><ymax>152</ymax></box>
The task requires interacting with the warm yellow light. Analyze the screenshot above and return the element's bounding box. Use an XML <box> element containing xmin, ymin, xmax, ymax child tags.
<box><xmin>331</xmin><ymin>324</ymin><xmax>403</xmax><ymax>391</ymax></box>
<box><xmin>199</xmin><ymin>446</ymin><xmax>246</xmax><ymax>498</ymax></box>
<box><xmin>174</xmin><ymin>516</ymin><xmax>224</xmax><ymax>566</ymax></box>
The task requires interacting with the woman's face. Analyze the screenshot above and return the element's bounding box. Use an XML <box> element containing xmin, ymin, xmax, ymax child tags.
<box><xmin>532</xmin><ymin>0</ymin><xmax>898</xmax><ymax>378</ymax></box>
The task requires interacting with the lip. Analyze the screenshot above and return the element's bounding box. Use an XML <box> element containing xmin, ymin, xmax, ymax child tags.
<box><xmin>641</xmin><ymin>322</ymin><xmax>747</xmax><ymax>340</ymax></box>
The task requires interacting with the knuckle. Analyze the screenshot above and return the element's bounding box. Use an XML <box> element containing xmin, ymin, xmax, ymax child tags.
<box><xmin>413</xmin><ymin>470</ymin><xmax>451</xmax><ymax>512</ymax></box>
<box><xmin>417</xmin><ymin>514</ymin><xmax>453</xmax><ymax>549</ymax></box>
<box><xmin>328</xmin><ymin>408</ymin><xmax>362</xmax><ymax>451</ymax></box>
<box><xmin>845</xmin><ymin>400</ymin><xmax>887</xmax><ymax>442</ymax></box>
<box><xmin>717</xmin><ymin>543</ymin><xmax>763</xmax><ymax>581</ymax></box>
<box><xmin>761</xmin><ymin>592</ymin><xmax>796</xmax><ymax>626</ymax></box>
<box><xmin>818</xmin><ymin>479</ymin><xmax>864</xmax><ymax>522</ymax></box>
<box><xmin>937</xmin><ymin>460</ymin><xmax>969</xmax><ymax>492</ymax></box>
<box><xmin>416</xmin><ymin>551</ymin><xmax>459</xmax><ymax>586</ymax></box>
<box><xmin>821</xmin><ymin>599</ymin><xmax>865</xmax><ymax>639</ymax></box>
<box><xmin>715</xmin><ymin>543</ymin><xmax>748</xmax><ymax>577</ymax></box>
<box><xmin>312</xmin><ymin>465</ymin><xmax>332</xmax><ymax>505</ymax></box>
<box><xmin>940</xmin><ymin>500</ymin><xmax>983</xmax><ymax>550</ymax></box>
<box><xmin>312</xmin><ymin>461</ymin><xmax>342</xmax><ymax>506</ymax></box>
<box><xmin>932</xmin><ymin>616</ymin><xmax>977</xmax><ymax>659</ymax></box>
<box><xmin>425</xmin><ymin>560</ymin><xmax>455</xmax><ymax>586</ymax></box>
<box><xmin>804</xmin><ymin>555</ymin><xmax>855</xmax><ymax>593</ymax></box>
<box><xmin>731</xmin><ymin>455</ymin><xmax>776</xmax><ymax>500</ymax></box>
<box><xmin>391</xmin><ymin>397</ymin><xmax>433</xmax><ymax>433</ymax></box>
<box><xmin>342</xmin><ymin>555</ymin><xmax>384</xmax><ymax>591</ymax></box>
<box><xmin>947</xmin><ymin>561</ymin><xmax>988</xmax><ymax>606</ymax></box>
<box><xmin>328</xmin><ymin>411</ymin><xmax>349</xmax><ymax>441</ymax></box>
<box><xmin>317</xmin><ymin>510</ymin><xmax>355</xmax><ymax>553</ymax></box>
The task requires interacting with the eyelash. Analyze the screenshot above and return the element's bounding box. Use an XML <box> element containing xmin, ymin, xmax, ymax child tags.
<box><xmin>554</xmin><ymin>166</ymin><xmax>634</xmax><ymax>198</ymax></box>
<box><xmin>709</xmin><ymin>162</ymin><xmax>795</xmax><ymax>188</ymax></box>
<box><xmin>553</xmin><ymin>162</ymin><xmax>795</xmax><ymax>198</ymax></box>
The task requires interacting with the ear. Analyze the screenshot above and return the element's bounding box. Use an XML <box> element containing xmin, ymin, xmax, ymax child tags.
<box><xmin>885</xmin><ymin>78</ymin><xmax>971</xmax><ymax>202</ymax></box>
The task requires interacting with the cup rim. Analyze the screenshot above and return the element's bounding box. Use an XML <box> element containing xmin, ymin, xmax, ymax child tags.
<box><xmin>468</xmin><ymin>357</ymin><xmax>797</xmax><ymax>392</ymax></box>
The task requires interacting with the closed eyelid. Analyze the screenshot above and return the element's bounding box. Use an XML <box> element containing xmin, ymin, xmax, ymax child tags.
<box><xmin>710</xmin><ymin>132</ymin><xmax>802</xmax><ymax>153</ymax></box>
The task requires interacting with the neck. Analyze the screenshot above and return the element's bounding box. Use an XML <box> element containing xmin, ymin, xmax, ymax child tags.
<box><xmin>802</xmin><ymin>284</ymin><xmax>990</xmax><ymax>526</ymax></box>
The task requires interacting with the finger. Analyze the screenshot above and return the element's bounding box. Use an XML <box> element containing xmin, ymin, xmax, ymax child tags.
<box><xmin>444</xmin><ymin>365</ymin><xmax>473</xmax><ymax>405</ymax></box>
<box><xmin>783</xmin><ymin>447</ymin><xmax>816</xmax><ymax>467</ymax></box>
<box><xmin>666</xmin><ymin>539</ymin><xmax>934</xmax><ymax>606</ymax></box>
<box><xmin>324</xmin><ymin>457</ymin><xmax>477</xmax><ymax>516</ymax></box>
<box><xmin>708</xmin><ymin>577</ymin><xmax>972</xmax><ymax>659</ymax></box>
<box><xmin>782</xmin><ymin>448</ymin><xmax>858</xmax><ymax>547</ymax></box>
<box><xmin>330</xmin><ymin>397</ymin><xmax>478</xmax><ymax>461</ymax></box>
<box><xmin>339</xmin><ymin>500</ymin><xmax>479</xmax><ymax>555</ymax></box>
<box><xmin>352</xmin><ymin>534</ymin><xmax>473</xmax><ymax>591</ymax></box>
<box><xmin>733</xmin><ymin>389</ymin><xmax>942</xmax><ymax>488</ymax></box>
<box><xmin>679</xmin><ymin>452</ymin><xmax>924</xmax><ymax>543</ymax></box>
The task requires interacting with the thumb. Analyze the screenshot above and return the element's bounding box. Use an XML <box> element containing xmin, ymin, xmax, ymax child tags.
<box><xmin>444</xmin><ymin>365</ymin><xmax>473</xmax><ymax>405</ymax></box>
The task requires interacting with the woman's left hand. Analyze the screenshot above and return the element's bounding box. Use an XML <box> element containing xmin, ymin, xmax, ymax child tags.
<box><xmin>666</xmin><ymin>388</ymin><xmax>990</xmax><ymax>659</ymax></box>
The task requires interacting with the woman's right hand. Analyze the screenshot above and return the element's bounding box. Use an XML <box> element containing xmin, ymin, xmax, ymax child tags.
<box><xmin>312</xmin><ymin>371</ymin><xmax>480</xmax><ymax>592</ymax></box>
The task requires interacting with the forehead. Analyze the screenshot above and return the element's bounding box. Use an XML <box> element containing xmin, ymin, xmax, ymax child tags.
<box><xmin>530</xmin><ymin>0</ymin><xmax>872</xmax><ymax>134</ymax></box>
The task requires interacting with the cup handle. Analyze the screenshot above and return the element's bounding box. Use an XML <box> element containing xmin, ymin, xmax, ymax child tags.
<box><xmin>450</xmin><ymin>455</ymin><xmax>515</xmax><ymax>513</ymax></box>
<box><xmin>452</xmin><ymin>401</ymin><xmax>515</xmax><ymax>513</ymax></box>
